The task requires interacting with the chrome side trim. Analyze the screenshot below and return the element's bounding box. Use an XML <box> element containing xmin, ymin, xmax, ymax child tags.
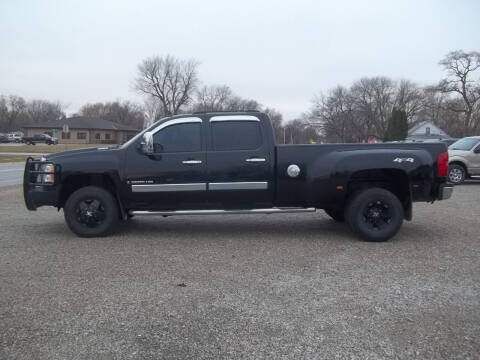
<box><xmin>209</xmin><ymin>182</ymin><xmax>268</xmax><ymax>190</ymax></box>
<box><xmin>132</xmin><ymin>183</ymin><xmax>206</xmax><ymax>192</ymax></box>
<box><xmin>245</xmin><ymin>158</ymin><xmax>266</xmax><ymax>162</ymax></box>
<box><xmin>210</xmin><ymin>115</ymin><xmax>260</xmax><ymax>122</ymax></box>
<box><xmin>130</xmin><ymin>207</ymin><xmax>316</xmax><ymax>216</ymax></box>
<box><xmin>151</xmin><ymin>117</ymin><xmax>202</xmax><ymax>135</ymax></box>
<box><xmin>182</xmin><ymin>160</ymin><xmax>202</xmax><ymax>165</ymax></box>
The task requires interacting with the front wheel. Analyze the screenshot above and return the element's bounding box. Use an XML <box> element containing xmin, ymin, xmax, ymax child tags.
<box><xmin>345</xmin><ymin>188</ymin><xmax>404</xmax><ymax>242</ymax></box>
<box><xmin>64</xmin><ymin>186</ymin><xmax>119</xmax><ymax>237</ymax></box>
<box><xmin>448</xmin><ymin>164</ymin><xmax>466</xmax><ymax>184</ymax></box>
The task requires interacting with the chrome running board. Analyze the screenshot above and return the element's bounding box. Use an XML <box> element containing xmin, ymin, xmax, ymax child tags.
<box><xmin>129</xmin><ymin>207</ymin><xmax>316</xmax><ymax>216</ymax></box>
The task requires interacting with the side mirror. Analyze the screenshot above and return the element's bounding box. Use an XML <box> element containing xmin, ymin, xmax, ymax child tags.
<box><xmin>141</xmin><ymin>132</ymin><xmax>154</xmax><ymax>155</ymax></box>
<box><xmin>474</xmin><ymin>146</ymin><xmax>480</xmax><ymax>154</ymax></box>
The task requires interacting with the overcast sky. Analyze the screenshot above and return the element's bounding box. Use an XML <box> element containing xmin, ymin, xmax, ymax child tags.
<box><xmin>1</xmin><ymin>0</ymin><xmax>479</xmax><ymax>120</ymax></box>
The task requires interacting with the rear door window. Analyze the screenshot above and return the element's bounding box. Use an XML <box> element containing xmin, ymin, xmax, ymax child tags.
<box><xmin>211</xmin><ymin>121</ymin><xmax>262</xmax><ymax>151</ymax></box>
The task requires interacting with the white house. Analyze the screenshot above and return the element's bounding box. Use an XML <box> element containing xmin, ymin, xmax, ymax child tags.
<box><xmin>406</xmin><ymin>120</ymin><xmax>451</xmax><ymax>142</ymax></box>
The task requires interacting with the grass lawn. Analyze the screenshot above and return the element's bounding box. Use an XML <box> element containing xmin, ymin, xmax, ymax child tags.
<box><xmin>0</xmin><ymin>143</ymin><xmax>102</xmax><ymax>154</ymax></box>
<box><xmin>0</xmin><ymin>155</ymin><xmax>28</xmax><ymax>163</ymax></box>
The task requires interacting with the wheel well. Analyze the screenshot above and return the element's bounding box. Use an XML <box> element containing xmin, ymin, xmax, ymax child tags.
<box><xmin>59</xmin><ymin>174</ymin><xmax>124</xmax><ymax>217</ymax></box>
<box><xmin>346</xmin><ymin>169</ymin><xmax>412</xmax><ymax>220</ymax></box>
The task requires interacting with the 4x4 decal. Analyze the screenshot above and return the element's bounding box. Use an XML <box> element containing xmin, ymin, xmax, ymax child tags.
<box><xmin>393</xmin><ymin>157</ymin><xmax>414</xmax><ymax>163</ymax></box>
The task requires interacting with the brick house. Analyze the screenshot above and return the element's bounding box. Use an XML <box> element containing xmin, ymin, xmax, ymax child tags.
<box><xmin>22</xmin><ymin>117</ymin><xmax>140</xmax><ymax>144</ymax></box>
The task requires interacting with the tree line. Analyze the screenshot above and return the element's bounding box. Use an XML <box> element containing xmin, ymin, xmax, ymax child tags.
<box><xmin>0</xmin><ymin>97</ymin><xmax>147</xmax><ymax>134</ymax></box>
<box><xmin>1</xmin><ymin>50</ymin><xmax>478</xmax><ymax>144</ymax></box>
<box><xmin>309</xmin><ymin>50</ymin><xmax>480</xmax><ymax>142</ymax></box>
<box><xmin>0</xmin><ymin>96</ymin><xmax>64</xmax><ymax>133</ymax></box>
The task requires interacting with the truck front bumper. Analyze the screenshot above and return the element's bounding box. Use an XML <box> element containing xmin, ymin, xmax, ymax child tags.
<box><xmin>438</xmin><ymin>183</ymin><xmax>454</xmax><ymax>200</ymax></box>
<box><xmin>23</xmin><ymin>158</ymin><xmax>61</xmax><ymax>210</ymax></box>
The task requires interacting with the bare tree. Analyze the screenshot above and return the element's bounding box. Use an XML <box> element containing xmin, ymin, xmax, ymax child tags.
<box><xmin>437</xmin><ymin>50</ymin><xmax>480</xmax><ymax>135</ymax></box>
<box><xmin>263</xmin><ymin>107</ymin><xmax>284</xmax><ymax>143</ymax></box>
<box><xmin>193</xmin><ymin>85</ymin><xmax>233</xmax><ymax>112</ymax></box>
<box><xmin>283</xmin><ymin>118</ymin><xmax>320</xmax><ymax>144</ymax></box>
<box><xmin>143</xmin><ymin>97</ymin><xmax>162</xmax><ymax>129</ymax></box>
<box><xmin>134</xmin><ymin>55</ymin><xmax>199</xmax><ymax>116</ymax></box>
<box><xmin>79</xmin><ymin>101</ymin><xmax>144</xmax><ymax>129</ymax></box>
<box><xmin>395</xmin><ymin>80</ymin><xmax>424</xmax><ymax>121</ymax></box>
<box><xmin>419</xmin><ymin>86</ymin><xmax>445</xmax><ymax>124</ymax></box>
<box><xmin>353</xmin><ymin>77</ymin><xmax>397</xmax><ymax>140</ymax></box>
<box><xmin>25</xmin><ymin>100</ymin><xmax>65</xmax><ymax>124</ymax></box>
<box><xmin>0</xmin><ymin>95</ymin><xmax>27</xmax><ymax>132</ymax></box>
<box><xmin>0</xmin><ymin>96</ymin><xmax>9</xmax><ymax>132</ymax></box>
<box><xmin>224</xmin><ymin>96</ymin><xmax>261</xmax><ymax>112</ymax></box>
<box><xmin>311</xmin><ymin>87</ymin><xmax>358</xmax><ymax>142</ymax></box>
<box><xmin>311</xmin><ymin>78</ymin><xmax>427</xmax><ymax>142</ymax></box>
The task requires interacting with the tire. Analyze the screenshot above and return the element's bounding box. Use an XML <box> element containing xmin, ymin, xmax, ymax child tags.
<box><xmin>345</xmin><ymin>187</ymin><xmax>404</xmax><ymax>242</ymax></box>
<box><xmin>448</xmin><ymin>164</ymin><xmax>466</xmax><ymax>184</ymax></box>
<box><xmin>64</xmin><ymin>186</ymin><xmax>119</xmax><ymax>237</ymax></box>
<box><xmin>324</xmin><ymin>208</ymin><xmax>345</xmax><ymax>222</ymax></box>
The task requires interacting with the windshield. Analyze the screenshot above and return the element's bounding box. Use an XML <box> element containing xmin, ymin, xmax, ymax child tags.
<box><xmin>449</xmin><ymin>138</ymin><xmax>480</xmax><ymax>151</ymax></box>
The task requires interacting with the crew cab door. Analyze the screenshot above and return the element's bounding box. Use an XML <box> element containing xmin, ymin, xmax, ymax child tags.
<box><xmin>206</xmin><ymin>115</ymin><xmax>274</xmax><ymax>209</ymax></box>
<box><xmin>124</xmin><ymin>117</ymin><xmax>207</xmax><ymax>210</ymax></box>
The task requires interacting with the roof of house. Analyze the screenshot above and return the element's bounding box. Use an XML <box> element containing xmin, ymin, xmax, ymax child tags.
<box><xmin>22</xmin><ymin>116</ymin><xmax>139</xmax><ymax>132</ymax></box>
<box><xmin>408</xmin><ymin>120</ymin><xmax>449</xmax><ymax>136</ymax></box>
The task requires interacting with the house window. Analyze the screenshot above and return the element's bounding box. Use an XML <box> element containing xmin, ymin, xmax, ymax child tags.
<box><xmin>426</xmin><ymin>127</ymin><xmax>430</xmax><ymax>135</ymax></box>
<box><xmin>61</xmin><ymin>132</ymin><xmax>70</xmax><ymax>139</ymax></box>
<box><xmin>105</xmin><ymin>133</ymin><xmax>111</xmax><ymax>140</ymax></box>
<box><xmin>95</xmin><ymin>133</ymin><xmax>101</xmax><ymax>140</ymax></box>
<box><xmin>77</xmin><ymin>132</ymin><xmax>87</xmax><ymax>140</ymax></box>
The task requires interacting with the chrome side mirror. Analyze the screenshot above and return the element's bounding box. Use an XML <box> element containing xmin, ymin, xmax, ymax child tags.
<box><xmin>141</xmin><ymin>132</ymin><xmax>154</xmax><ymax>155</ymax></box>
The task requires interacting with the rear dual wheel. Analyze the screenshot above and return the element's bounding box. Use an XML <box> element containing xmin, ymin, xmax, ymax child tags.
<box><xmin>345</xmin><ymin>187</ymin><xmax>404</xmax><ymax>242</ymax></box>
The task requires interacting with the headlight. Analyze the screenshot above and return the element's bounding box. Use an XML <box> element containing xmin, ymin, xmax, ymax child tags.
<box><xmin>36</xmin><ymin>163</ymin><xmax>55</xmax><ymax>184</ymax></box>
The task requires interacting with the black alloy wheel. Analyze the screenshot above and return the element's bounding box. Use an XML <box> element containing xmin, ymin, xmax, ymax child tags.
<box><xmin>362</xmin><ymin>200</ymin><xmax>392</xmax><ymax>230</ymax></box>
<box><xmin>75</xmin><ymin>199</ymin><xmax>106</xmax><ymax>228</ymax></box>
<box><xmin>64</xmin><ymin>186</ymin><xmax>119</xmax><ymax>237</ymax></box>
<box><xmin>346</xmin><ymin>187</ymin><xmax>404</xmax><ymax>242</ymax></box>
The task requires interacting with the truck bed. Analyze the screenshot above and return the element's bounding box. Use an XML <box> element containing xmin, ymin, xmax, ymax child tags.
<box><xmin>275</xmin><ymin>142</ymin><xmax>448</xmax><ymax>207</ymax></box>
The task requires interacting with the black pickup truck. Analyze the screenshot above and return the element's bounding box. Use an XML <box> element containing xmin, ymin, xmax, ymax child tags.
<box><xmin>23</xmin><ymin>133</ymin><xmax>58</xmax><ymax>145</ymax></box>
<box><xmin>24</xmin><ymin>111</ymin><xmax>453</xmax><ymax>241</ymax></box>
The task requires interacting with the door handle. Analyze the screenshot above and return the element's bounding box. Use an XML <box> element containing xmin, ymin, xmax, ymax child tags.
<box><xmin>246</xmin><ymin>158</ymin><xmax>266</xmax><ymax>162</ymax></box>
<box><xmin>182</xmin><ymin>160</ymin><xmax>202</xmax><ymax>165</ymax></box>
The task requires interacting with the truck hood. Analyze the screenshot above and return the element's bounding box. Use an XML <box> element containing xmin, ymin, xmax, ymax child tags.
<box><xmin>46</xmin><ymin>146</ymin><xmax>119</xmax><ymax>161</ymax></box>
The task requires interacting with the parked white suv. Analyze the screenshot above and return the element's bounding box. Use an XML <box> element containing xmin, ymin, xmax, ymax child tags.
<box><xmin>7</xmin><ymin>133</ymin><xmax>23</xmax><ymax>143</ymax></box>
<box><xmin>448</xmin><ymin>136</ymin><xmax>480</xmax><ymax>184</ymax></box>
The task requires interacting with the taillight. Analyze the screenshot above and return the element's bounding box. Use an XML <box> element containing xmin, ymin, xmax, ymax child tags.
<box><xmin>437</xmin><ymin>152</ymin><xmax>449</xmax><ymax>177</ymax></box>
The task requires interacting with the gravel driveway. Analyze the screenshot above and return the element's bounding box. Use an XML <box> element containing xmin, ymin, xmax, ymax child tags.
<box><xmin>0</xmin><ymin>184</ymin><xmax>479</xmax><ymax>359</ymax></box>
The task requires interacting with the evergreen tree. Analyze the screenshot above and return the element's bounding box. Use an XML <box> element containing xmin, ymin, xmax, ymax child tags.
<box><xmin>385</xmin><ymin>108</ymin><xmax>408</xmax><ymax>141</ymax></box>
